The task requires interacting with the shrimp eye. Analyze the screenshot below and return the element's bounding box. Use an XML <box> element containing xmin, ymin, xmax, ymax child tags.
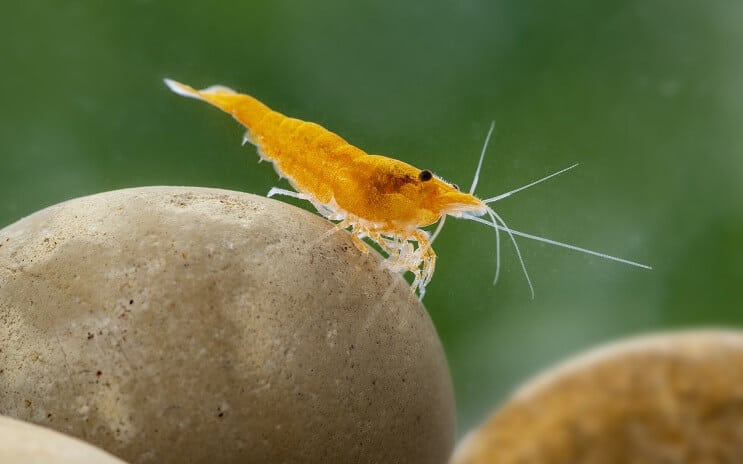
<box><xmin>451</xmin><ymin>183</ymin><xmax>460</xmax><ymax>191</ymax></box>
<box><xmin>419</xmin><ymin>169</ymin><xmax>433</xmax><ymax>182</ymax></box>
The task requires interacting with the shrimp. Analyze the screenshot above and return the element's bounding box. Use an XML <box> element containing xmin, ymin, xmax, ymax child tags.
<box><xmin>164</xmin><ymin>78</ymin><xmax>651</xmax><ymax>299</ymax></box>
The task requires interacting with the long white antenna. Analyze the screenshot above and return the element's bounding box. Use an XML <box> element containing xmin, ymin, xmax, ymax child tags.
<box><xmin>464</xmin><ymin>215</ymin><xmax>652</xmax><ymax>269</ymax></box>
<box><xmin>429</xmin><ymin>215</ymin><xmax>447</xmax><ymax>245</ymax></box>
<box><xmin>484</xmin><ymin>163</ymin><xmax>580</xmax><ymax>204</ymax></box>
<box><xmin>486</xmin><ymin>207</ymin><xmax>535</xmax><ymax>298</ymax></box>
<box><xmin>469</xmin><ymin>121</ymin><xmax>496</xmax><ymax>194</ymax></box>
<box><xmin>491</xmin><ymin>209</ymin><xmax>502</xmax><ymax>285</ymax></box>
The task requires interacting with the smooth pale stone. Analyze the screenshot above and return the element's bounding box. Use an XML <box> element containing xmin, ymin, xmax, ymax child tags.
<box><xmin>0</xmin><ymin>187</ymin><xmax>455</xmax><ymax>464</ymax></box>
<box><xmin>0</xmin><ymin>415</ymin><xmax>128</xmax><ymax>463</ymax></box>
<box><xmin>451</xmin><ymin>330</ymin><xmax>743</xmax><ymax>464</ymax></box>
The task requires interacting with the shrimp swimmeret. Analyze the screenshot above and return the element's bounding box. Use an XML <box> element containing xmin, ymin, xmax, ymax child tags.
<box><xmin>164</xmin><ymin>78</ymin><xmax>651</xmax><ymax>299</ymax></box>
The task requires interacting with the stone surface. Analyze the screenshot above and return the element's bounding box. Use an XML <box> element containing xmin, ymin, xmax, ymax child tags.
<box><xmin>0</xmin><ymin>187</ymin><xmax>455</xmax><ymax>464</ymax></box>
<box><xmin>451</xmin><ymin>330</ymin><xmax>743</xmax><ymax>464</ymax></box>
<box><xmin>0</xmin><ymin>415</ymin><xmax>128</xmax><ymax>463</ymax></box>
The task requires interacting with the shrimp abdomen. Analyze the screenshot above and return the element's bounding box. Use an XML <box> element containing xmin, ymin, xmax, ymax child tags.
<box><xmin>166</xmin><ymin>78</ymin><xmax>365</xmax><ymax>203</ymax></box>
<box><xmin>164</xmin><ymin>79</ymin><xmax>270</xmax><ymax>132</ymax></box>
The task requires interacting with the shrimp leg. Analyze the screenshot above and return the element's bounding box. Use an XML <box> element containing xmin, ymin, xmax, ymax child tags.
<box><xmin>267</xmin><ymin>187</ymin><xmax>308</xmax><ymax>200</ymax></box>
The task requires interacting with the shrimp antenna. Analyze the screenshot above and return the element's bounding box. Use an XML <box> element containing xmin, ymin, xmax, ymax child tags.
<box><xmin>469</xmin><ymin>121</ymin><xmax>496</xmax><ymax>194</ymax></box>
<box><xmin>484</xmin><ymin>163</ymin><xmax>580</xmax><ymax>204</ymax></box>
<box><xmin>429</xmin><ymin>215</ymin><xmax>447</xmax><ymax>245</ymax></box>
<box><xmin>463</xmin><ymin>215</ymin><xmax>652</xmax><ymax>270</ymax></box>
<box><xmin>428</xmin><ymin>122</ymin><xmax>494</xmax><ymax>263</ymax></box>
<box><xmin>484</xmin><ymin>207</ymin><xmax>503</xmax><ymax>286</ymax></box>
<box><xmin>484</xmin><ymin>206</ymin><xmax>535</xmax><ymax>298</ymax></box>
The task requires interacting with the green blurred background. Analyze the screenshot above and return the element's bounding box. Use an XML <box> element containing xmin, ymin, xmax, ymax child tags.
<box><xmin>2</xmin><ymin>1</ymin><xmax>742</xmax><ymax>435</ymax></box>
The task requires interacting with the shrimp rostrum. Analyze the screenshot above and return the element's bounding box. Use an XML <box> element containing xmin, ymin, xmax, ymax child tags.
<box><xmin>165</xmin><ymin>79</ymin><xmax>650</xmax><ymax>299</ymax></box>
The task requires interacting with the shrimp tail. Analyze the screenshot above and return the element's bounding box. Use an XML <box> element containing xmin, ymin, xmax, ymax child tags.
<box><xmin>164</xmin><ymin>78</ymin><xmax>271</xmax><ymax>132</ymax></box>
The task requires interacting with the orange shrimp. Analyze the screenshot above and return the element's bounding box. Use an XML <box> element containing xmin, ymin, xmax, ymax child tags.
<box><xmin>164</xmin><ymin>78</ymin><xmax>650</xmax><ymax>299</ymax></box>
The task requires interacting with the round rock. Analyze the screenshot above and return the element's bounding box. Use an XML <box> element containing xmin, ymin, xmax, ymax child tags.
<box><xmin>0</xmin><ymin>415</ymin><xmax>128</xmax><ymax>464</ymax></box>
<box><xmin>0</xmin><ymin>187</ymin><xmax>455</xmax><ymax>464</ymax></box>
<box><xmin>451</xmin><ymin>330</ymin><xmax>743</xmax><ymax>464</ymax></box>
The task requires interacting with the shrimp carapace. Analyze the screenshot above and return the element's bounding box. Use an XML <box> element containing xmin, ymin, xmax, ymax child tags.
<box><xmin>165</xmin><ymin>78</ymin><xmax>651</xmax><ymax>299</ymax></box>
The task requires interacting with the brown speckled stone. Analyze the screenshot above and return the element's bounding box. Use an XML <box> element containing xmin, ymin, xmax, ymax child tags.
<box><xmin>451</xmin><ymin>330</ymin><xmax>743</xmax><ymax>464</ymax></box>
<box><xmin>0</xmin><ymin>415</ymin><xmax>128</xmax><ymax>463</ymax></box>
<box><xmin>0</xmin><ymin>187</ymin><xmax>455</xmax><ymax>464</ymax></box>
